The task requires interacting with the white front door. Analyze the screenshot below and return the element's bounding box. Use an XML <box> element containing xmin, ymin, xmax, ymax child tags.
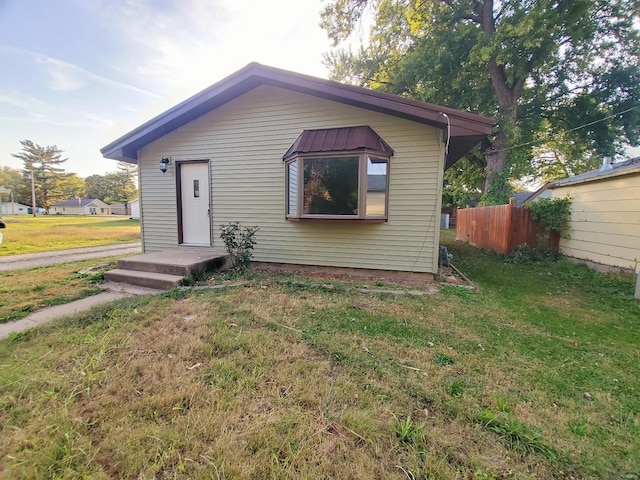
<box><xmin>179</xmin><ymin>162</ymin><xmax>211</xmax><ymax>245</ymax></box>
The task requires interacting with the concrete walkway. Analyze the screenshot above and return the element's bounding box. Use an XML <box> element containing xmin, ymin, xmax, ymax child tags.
<box><xmin>0</xmin><ymin>282</ymin><xmax>163</xmax><ymax>341</ymax></box>
<box><xmin>0</xmin><ymin>243</ymin><xmax>141</xmax><ymax>272</ymax></box>
<box><xmin>0</xmin><ymin>243</ymin><xmax>156</xmax><ymax>341</ymax></box>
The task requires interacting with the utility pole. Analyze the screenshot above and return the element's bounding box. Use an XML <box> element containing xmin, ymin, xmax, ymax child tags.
<box><xmin>30</xmin><ymin>165</ymin><xmax>37</xmax><ymax>217</ymax></box>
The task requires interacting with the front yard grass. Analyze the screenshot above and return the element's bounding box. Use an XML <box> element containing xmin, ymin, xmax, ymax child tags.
<box><xmin>0</xmin><ymin>216</ymin><xmax>140</xmax><ymax>256</ymax></box>
<box><xmin>0</xmin><ymin>259</ymin><xmax>118</xmax><ymax>323</ymax></box>
<box><xmin>0</xmin><ymin>235</ymin><xmax>638</xmax><ymax>479</ymax></box>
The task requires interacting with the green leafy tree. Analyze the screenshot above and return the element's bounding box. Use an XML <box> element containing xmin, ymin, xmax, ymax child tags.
<box><xmin>85</xmin><ymin>163</ymin><xmax>137</xmax><ymax>203</ymax></box>
<box><xmin>11</xmin><ymin>140</ymin><xmax>72</xmax><ymax>212</ymax></box>
<box><xmin>321</xmin><ymin>0</ymin><xmax>640</xmax><ymax>201</ymax></box>
<box><xmin>442</xmin><ymin>157</ymin><xmax>484</xmax><ymax>207</ymax></box>
<box><xmin>0</xmin><ymin>166</ymin><xmax>22</xmax><ymax>202</ymax></box>
<box><xmin>85</xmin><ymin>174</ymin><xmax>113</xmax><ymax>201</ymax></box>
<box><xmin>57</xmin><ymin>173</ymin><xmax>87</xmax><ymax>200</ymax></box>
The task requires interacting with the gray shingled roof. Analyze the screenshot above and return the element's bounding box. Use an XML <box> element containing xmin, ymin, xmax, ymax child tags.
<box><xmin>551</xmin><ymin>156</ymin><xmax>640</xmax><ymax>187</ymax></box>
<box><xmin>522</xmin><ymin>156</ymin><xmax>640</xmax><ymax>203</ymax></box>
<box><xmin>52</xmin><ymin>198</ymin><xmax>102</xmax><ymax>207</ymax></box>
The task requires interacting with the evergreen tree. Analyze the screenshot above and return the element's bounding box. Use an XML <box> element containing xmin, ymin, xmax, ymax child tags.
<box><xmin>11</xmin><ymin>140</ymin><xmax>72</xmax><ymax>212</ymax></box>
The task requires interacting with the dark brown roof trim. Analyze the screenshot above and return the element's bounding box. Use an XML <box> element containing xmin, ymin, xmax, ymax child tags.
<box><xmin>101</xmin><ymin>63</ymin><xmax>494</xmax><ymax>166</ymax></box>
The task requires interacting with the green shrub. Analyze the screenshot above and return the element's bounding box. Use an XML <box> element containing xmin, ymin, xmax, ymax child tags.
<box><xmin>219</xmin><ymin>222</ymin><xmax>259</xmax><ymax>271</ymax></box>
<box><xmin>525</xmin><ymin>197</ymin><xmax>571</xmax><ymax>234</ymax></box>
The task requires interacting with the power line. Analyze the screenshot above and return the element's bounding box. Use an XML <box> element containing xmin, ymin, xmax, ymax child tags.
<box><xmin>491</xmin><ymin>104</ymin><xmax>640</xmax><ymax>154</ymax></box>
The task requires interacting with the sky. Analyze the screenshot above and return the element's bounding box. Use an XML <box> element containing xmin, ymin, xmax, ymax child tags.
<box><xmin>2</xmin><ymin>1</ymin><xmax>637</xmax><ymax>180</ymax></box>
<box><xmin>0</xmin><ymin>0</ymin><xmax>343</xmax><ymax>178</ymax></box>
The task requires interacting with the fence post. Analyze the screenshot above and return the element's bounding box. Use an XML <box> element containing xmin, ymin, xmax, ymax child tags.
<box><xmin>505</xmin><ymin>197</ymin><xmax>516</xmax><ymax>254</ymax></box>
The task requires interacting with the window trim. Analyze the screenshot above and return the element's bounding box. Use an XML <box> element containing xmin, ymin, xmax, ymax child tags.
<box><xmin>285</xmin><ymin>149</ymin><xmax>390</xmax><ymax>221</ymax></box>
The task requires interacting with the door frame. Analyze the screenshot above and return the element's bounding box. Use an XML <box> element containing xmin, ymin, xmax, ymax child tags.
<box><xmin>176</xmin><ymin>160</ymin><xmax>212</xmax><ymax>246</ymax></box>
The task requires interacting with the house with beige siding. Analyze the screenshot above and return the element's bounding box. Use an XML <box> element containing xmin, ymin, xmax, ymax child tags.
<box><xmin>51</xmin><ymin>198</ymin><xmax>110</xmax><ymax>215</ymax></box>
<box><xmin>101</xmin><ymin>63</ymin><xmax>493</xmax><ymax>279</ymax></box>
<box><xmin>531</xmin><ymin>157</ymin><xmax>640</xmax><ymax>273</ymax></box>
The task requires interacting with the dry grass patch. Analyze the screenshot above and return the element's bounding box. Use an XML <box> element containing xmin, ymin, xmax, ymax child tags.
<box><xmin>0</xmin><ymin>259</ymin><xmax>117</xmax><ymax>322</ymax></box>
<box><xmin>1</xmin><ymin>256</ymin><xmax>638</xmax><ymax>479</ymax></box>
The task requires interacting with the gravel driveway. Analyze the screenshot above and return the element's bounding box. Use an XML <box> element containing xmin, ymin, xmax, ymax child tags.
<box><xmin>0</xmin><ymin>243</ymin><xmax>142</xmax><ymax>272</ymax></box>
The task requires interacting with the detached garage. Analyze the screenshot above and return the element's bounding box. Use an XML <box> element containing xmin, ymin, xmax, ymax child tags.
<box><xmin>542</xmin><ymin>157</ymin><xmax>639</xmax><ymax>272</ymax></box>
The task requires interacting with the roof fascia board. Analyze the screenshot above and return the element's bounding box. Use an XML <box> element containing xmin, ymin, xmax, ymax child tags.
<box><xmin>260</xmin><ymin>75</ymin><xmax>493</xmax><ymax>136</ymax></box>
<box><xmin>102</xmin><ymin>63</ymin><xmax>494</xmax><ymax>162</ymax></box>
<box><xmin>550</xmin><ymin>166</ymin><xmax>640</xmax><ymax>188</ymax></box>
<box><xmin>101</xmin><ymin>73</ymin><xmax>262</xmax><ymax>160</ymax></box>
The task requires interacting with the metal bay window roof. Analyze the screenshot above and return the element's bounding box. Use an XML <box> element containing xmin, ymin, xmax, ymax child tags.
<box><xmin>283</xmin><ymin>126</ymin><xmax>394</xmax><ymax>160</ymax></box>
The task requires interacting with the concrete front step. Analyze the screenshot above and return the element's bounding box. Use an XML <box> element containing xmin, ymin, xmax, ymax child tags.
<box><xmin>104</xmin><ymin>269</ymin><xmax>185</xmax><ymax>290</ymax></box>
<box><xmin>117</xmin><ymin>250</ymin><xmax>228</xmax><ymax>277</ymax></box>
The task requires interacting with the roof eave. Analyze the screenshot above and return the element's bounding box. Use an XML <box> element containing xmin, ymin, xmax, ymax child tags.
<box><xmin>101</xmin><ymin>66</ymin><xmax>264</xmax><ymax>161</ymax></box>
<box><xmin>101</xmin><ymin>63</ymin><xmax>494</xmax><ymax>162</ymax></box>
<box><xmin>550</xmin><ymin>165</ymin><xmax>640</xmax><ymax>188</ymax></box>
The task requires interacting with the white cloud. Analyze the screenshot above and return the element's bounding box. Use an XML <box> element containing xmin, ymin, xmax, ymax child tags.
<box><xmin>0</xmin><ymin>46</ymin><xmax>159</xmax><ymax>97</ymax></box>
<box><xmin>1</xmin><ymin>0</ymin><xmax>336</xmax><ymax>178</ymax></box>
<box><xmin>45</xmin><ymin>62</ymin><xmax>86</xmax><ymax>92</ymax></box>
<box><xmin>83</xmin><ymin>0</ymin><xmax>331</xmax><ymax>101</ymax></box>
<box><xmin>0</xmin><ymin>91</ymin><xmax>46</xmax><ymax>110</ymax></box>
<box><xmin>83</xmin><ymin>113</ymin><xmax>115</xmax><ymax>129</ymax></box>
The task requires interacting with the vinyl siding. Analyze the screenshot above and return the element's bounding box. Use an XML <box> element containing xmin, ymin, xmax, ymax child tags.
<box><xmin>552</xmin><ymin>173</ymin><xmax>640</xmax><ymax>270</ymax></box>
<box><xmin>138</xmin><ymin>85</ymin><xmax>445</xmax><ymax>273</ymax></box>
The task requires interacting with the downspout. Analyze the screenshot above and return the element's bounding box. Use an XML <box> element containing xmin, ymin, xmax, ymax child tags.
<box><xmin>411</xmin><ymin>115</ymin><xmax>450</xmax><ymax>275</ymax></box>
<box><xmin>433</xmin><ymin>112</ymin><xmax>451</xmax><ymax>272</ymax></box>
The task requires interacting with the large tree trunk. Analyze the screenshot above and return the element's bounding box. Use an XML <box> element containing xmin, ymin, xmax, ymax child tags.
<box><xmin>483</xmin><ymin>131</ymin><xmax>509</xmax><ymax>193</ymax></box>
<box><xmin>483</xmin><ymin>54</ymin><xmax>523</xmax><ymax>189</ymax></box>
<box><xmin>476</xmin><ymin>1</ymin><xmax>526</xmax><ymax>196</ymax></box>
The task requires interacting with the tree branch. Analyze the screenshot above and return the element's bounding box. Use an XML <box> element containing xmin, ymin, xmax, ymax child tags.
<box><xmin>441</xmin><ymin>0</ymin><xmax>481</xmax><ymax>23</ymax></box>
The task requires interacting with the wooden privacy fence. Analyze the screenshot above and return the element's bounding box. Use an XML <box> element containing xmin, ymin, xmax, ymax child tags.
<box><xmin>456</xmin><ymin>198</ymin><xmax>559</xmax><ymax>255</ymax></box>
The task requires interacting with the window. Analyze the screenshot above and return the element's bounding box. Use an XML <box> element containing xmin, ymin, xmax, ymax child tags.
<box><xmin>284</xmin><ymin>126</ymin><xmax>393</xmax><ymax>221</ymax></box>
<box><xmin>286</xmin><ymin>154</ymin><xmax>389</xmax><ymax>220</ymax></box>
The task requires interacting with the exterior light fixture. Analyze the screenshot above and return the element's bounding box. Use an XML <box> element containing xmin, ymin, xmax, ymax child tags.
<box><xmin>159</xmin><ymin>157</ymin><xmax>171</xmax><ymax>174</ymax></box>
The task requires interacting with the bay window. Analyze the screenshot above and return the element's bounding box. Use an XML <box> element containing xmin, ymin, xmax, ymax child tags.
<box><xmin>284</xmin><ymin>126</ymin><xmax>393</xmax><ymax>221</ymax></box>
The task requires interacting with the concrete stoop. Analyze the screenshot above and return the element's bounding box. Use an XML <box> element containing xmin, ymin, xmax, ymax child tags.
<box><xmin>104</xmin><ymin>250</ymin><xmax>229</xmax><ymax>290</ymax></box>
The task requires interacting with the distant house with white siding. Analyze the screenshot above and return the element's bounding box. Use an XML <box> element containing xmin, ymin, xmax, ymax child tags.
<box><xmin>101</xmin><ymin>63</ymin><xmax>493</xmax><ymax>279</ymax></box>
<box><xmin>51</xmin><ymin>198</ymin><xmax>110</xmax><ymax>215</ymax></box>
<box><xmin>129</xmin><ymin>199</ymin><xmax>140</xmax><ymax>219</ymax></box>
<box><xmin>0</xmin><ymin>202</ymin><xmax>31</xmax><ymax>215</ymax></box>
<box><xmin>529</xmin><ymin>157</ymin><xmax>640</xmax><ymax>272</ymax></box>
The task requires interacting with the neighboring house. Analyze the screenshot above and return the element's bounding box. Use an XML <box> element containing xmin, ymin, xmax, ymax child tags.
<box><xmin>51</xmin><ymin>198</ymin><xmax>110</xmax><ymax>215</ymax></box>
<box><xmin>101</xmin><ymin>63</ymin><xmax>493</xmax><ymax>278</ymax></box>
<box><xmin>530</xmin><ymin>157</ymin><xmax>640</xmax><ymax>271</ymax></box>
<box><xmin>0</xmin><ymin>202</ymin><xmax>31</xmax><ymax>215</ymax></box>
<box><xmin>129</xmin><ymin>199</ymin><xmax>140</xmax><ymax>220</ymax></box>
<box><xmin>511</xmin><ymin>191</ymin><xmax>534</xmax><ymax>206</ymax></box>
<box><xmin>109</xmin><ymin>202</ymin><xmax>129</xmax><ymax>215</ymax></box>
